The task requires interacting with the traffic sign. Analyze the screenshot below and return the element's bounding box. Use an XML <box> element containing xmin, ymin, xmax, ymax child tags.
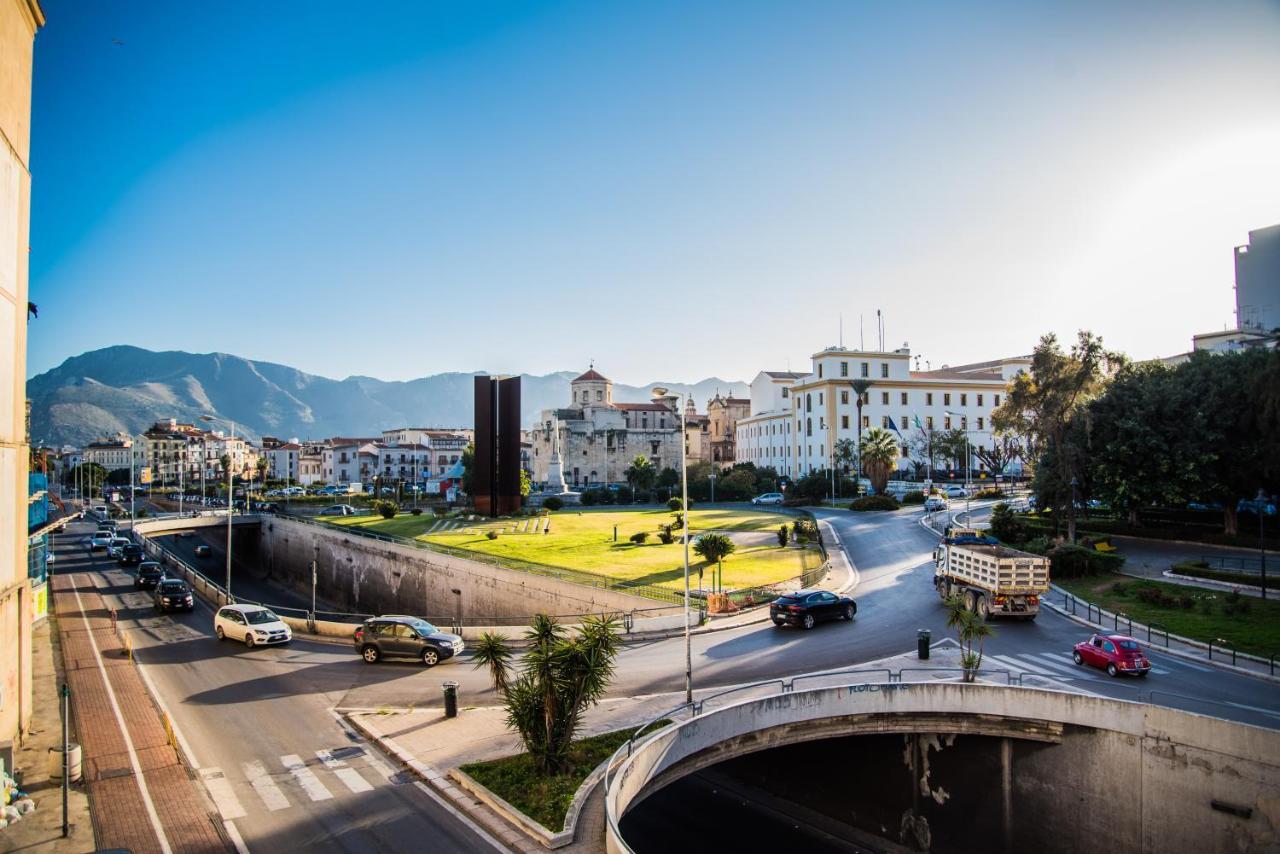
<box><xmin>139</xmin><ymin>467</ymin><xmax>152</xmax><ymax>484</ymax></box>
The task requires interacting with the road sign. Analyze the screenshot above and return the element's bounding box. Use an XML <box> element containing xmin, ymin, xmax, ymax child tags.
<box><xmin>139</xmin><ymin>467</ymin><xmax>152</xmax><ymax>484</ymax></box>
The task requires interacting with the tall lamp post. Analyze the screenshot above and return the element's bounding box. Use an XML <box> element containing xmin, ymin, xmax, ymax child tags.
<box><xmin>945</xmin><ymin>412</ymin><xmax>972</xmax><ymax>521</ymax></box>
<box><xmin>653</xmin><ymin>387</ymin><xmax>693</xmax><ymax>704</ymax></box>
<box><xmin>849</xmin><ymin>380</ymin><xmax>872</xmax><ymax>495</ymax></box>
<box><xmin>200</xmin><ymin>415</ymin><xmax>237</xmax><ymax>601</ymax></box>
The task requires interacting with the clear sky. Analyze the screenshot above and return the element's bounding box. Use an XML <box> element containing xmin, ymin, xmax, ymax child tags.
<box><xmin>26</xmin><ymin>0</ymin><xmax>1280</xmax><ymax>384</ymax></box>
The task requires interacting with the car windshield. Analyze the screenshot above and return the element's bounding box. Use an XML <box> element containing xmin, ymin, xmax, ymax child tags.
<box><xmin>245</xmin><ymin>609</ymin><xmax>280</xmax><ymax>625</ymax></box>
<box><xmin>411</xmin><ymin>620</ymin><xmax>438</xmax><ymax>635</ymax></box>
<box><xmin>1118</xmin><ymin>640</ymin><xmax>1141</xmax><ymax>651</ymax></box>
<box><xmin>159</xmin><ymin>581</ymin><xmax>186</xmax><ymax>592</ymax></box>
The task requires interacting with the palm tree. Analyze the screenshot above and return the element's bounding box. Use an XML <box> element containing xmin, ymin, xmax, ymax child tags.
<box><xmin>692</xmin><ymin>532</ymin><xmax>736</xmax><ymax>592</ymax></box>
<box><xmin>858</xmin><ymin>427</ymin><xmax>899</xmax><ymax>495</ymax></box>
<box><xmin>944</xmin><ymin>594</ymin><xmax>996</xmax><ymax>680</ymax></box>
<box><xmin>472</xmin><ymin>614</ymin><xmax>620</xmax><ymax>774</ymax></box>
<box><xmin>624</xmin><ymin>454</ymin><xmax>656</xmax><ymax>495</ymax></box>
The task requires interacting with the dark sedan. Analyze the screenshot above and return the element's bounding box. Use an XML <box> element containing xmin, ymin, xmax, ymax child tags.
<box><xmin>135</xmin><ymin>561</ymin><xmax>165</xmax><ymax>590</ymax></box>
<box><xmin>153</xmin><ymin>578</ymin><xmax>194</xmax><ymax>612</ymax></box>
<box><xmin>770</xmin><ymin>589</ymin><xmax>857</xmax><ymax>630</ymax></box>
<box><xmin>117</xmin><ymin>544</ymin><xmax>144</xmax><ymax>566</ymax></box>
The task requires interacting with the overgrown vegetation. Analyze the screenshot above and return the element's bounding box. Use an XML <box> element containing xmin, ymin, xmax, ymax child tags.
<box><xmin>849</xmin><ymin>494</ymin><xmax>900</xmax><ymax>512</ymax></box>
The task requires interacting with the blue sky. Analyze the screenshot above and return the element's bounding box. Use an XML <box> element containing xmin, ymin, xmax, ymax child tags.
<box><xmin>27</xmin><ymin>0</ymin><xmax>1280</xmax><ymax>383</ymax></box>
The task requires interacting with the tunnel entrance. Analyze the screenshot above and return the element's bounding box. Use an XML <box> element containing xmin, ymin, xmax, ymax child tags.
<box><xmin>619</xmin><ymin>731</ymin><xmax>1051</xmax><ymax>853</ymax></box>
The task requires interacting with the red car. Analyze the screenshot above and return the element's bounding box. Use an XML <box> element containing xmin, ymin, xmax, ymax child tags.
<box><xmin>1073</xmin><ymin>633</ymin><xmax>1151</xmax><ymax>677</ymax></box>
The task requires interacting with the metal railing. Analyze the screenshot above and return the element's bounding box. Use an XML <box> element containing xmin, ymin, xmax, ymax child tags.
<box><xmin>1209</xmin><ymin>638</ymin><xmax>1237</xmax><ymax>668</ymax></box>
<box><xmin>1198</xmin><ymin>555</ymin><xmax>1264</xmax><ymax>574</ymax></box>
<box><xmin>1147</xmin><ymin>622</ymin><xmax>1169</xmax><ymax>647</ymax></box>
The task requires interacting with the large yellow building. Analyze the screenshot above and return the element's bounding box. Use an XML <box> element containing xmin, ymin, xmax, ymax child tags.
<box><xmin>0</xmin><ymin>0</ymin><xmax>42</xmax><ymax>745</ymax></box>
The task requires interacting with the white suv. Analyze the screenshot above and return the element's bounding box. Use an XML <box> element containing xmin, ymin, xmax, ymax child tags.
<box><xmin>214</xmin><ymin>604</ymin><xmax>292</xmax><ymax>647</ymax></box>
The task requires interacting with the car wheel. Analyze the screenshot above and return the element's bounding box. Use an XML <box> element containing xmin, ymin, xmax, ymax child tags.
<box><xmin>1106</xmin><ymin>663</ymin><xmax>1118</xmax><ymax>678</ymax></box>
<box><xmin>1072</xmin><ymin>650</ymin><xmax>1083</xmax><ymax>665</ymax></box>
<box><xmin>362</xmin><ymin>646</ymin><xmax>380</xmax><ymax>664</ymax></box>
<box><xmin>802</xmin><ymin>614</ymin><xmax>815</xmax><ymax>630</ymax></box>
<box><xmin>244</xmin><ymin>634</ymin><xmax>255</xmax><ymax>648</ymax></box>
<box><xmin>772</xmin><ymin>620</ymin><xmax>785</xmax><ymax>628</ymax></box>
<box><xmin>842</xmin><ymin>605</ymin><xmax>854</xmax><ymax>621</ymax></box>
<box><xmin>421</xmin><ymin>648</ymin><xmax>441</xmax><ymax>667</ymax></box>
<box><xmin>215</xmin><ymin>626</ymin><xmax>225</xmax><ymax>641</ymax></box>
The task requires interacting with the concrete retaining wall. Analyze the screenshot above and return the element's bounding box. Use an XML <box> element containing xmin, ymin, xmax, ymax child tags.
<box><xmin>607</xmin><ymin>684</ymin><xmax>1280</xmax><ymax>854</ymax></box>
<box><xmin>262</xmin><ymin>516</ymin><xmax>676</xmax><ymax>623</ymax></box>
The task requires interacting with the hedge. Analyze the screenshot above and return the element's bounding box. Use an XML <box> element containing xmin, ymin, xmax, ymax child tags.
<box><xmin>901</xmin><ymin>490</ymin><xmax>926</xmax><ymax>505</ymax></box>
<box><xmin>1045</xmin><ymin>543</ymin><xmax>1126</xmax><ymax>578</ymax></box>
<box><xmin>1171</xmin><ymin>560</ymin><xmax>1274</xmax><ymax>591</ymax></box>
<box><xmin>849</xmin><ymin>495</ymin><xmax>901</xmax><ymax>512</ymax></box>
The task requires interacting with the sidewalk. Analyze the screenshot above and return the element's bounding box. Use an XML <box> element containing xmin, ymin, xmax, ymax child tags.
<box><xmin>0</xmin><ymin>618</ymin><xmax>94</xmax><ymax>853</ymax></box>
<box><xmin>51</xmin><ymin>572</ymin><xmax>230</xmax><ymax>853</ymax></box>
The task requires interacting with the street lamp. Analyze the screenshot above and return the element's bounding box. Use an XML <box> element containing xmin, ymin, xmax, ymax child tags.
<box><xmin>653</xmin><ymin>387</ymin><xmax>693</xmax><ymax>704</ymax></box>
<box><xmin>945</xmin><ymin>412</ymin><xmax>972</xmax><ymax>521</ymax></box>
<box><xmin>200</xmin><ymin>414</ymin><xmax>237</xmax><ymax>601</ymax></box>
<box><xmin>1069</xmin><ymin>476</ymin><xmax>1079</xmax><ymax>543</ymax></box>
<box><xmin>848</xmin><ymin>380</ymin><xmax>873</xmax><ymax>495</ymax></box>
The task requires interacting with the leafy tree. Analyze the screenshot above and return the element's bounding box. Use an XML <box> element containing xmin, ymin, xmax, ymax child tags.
<box><xmin>256</xmin><ymin>455</ymin><xmax>269</xmax><ymax>484</ymax></box>
<box><xmin>471</xmin><ymin>615</ymin><xmax>620</xmax><ymax>774</ymax></box>
<box><xmin>792</xmin><ymin>470</ymin><xmax>831</xmax><ymax>503</ymax></box>
<box><xmin>777</xmin><ymin>525</ymin><xmax>789</xmax><ymax>547</ymax></box>
<box><xmin>973</xmin><ymin>436</ymin><xmax>1020</xmax><ymax>479</ymax></box>
<box><xmin>519</xmin><ymin>468</ymin><xmax>532</xmax><ymax>498</ymax></box>
<box><xmin>992</xmin><ymin>331</ymin><xmax>1124</xmax><ymax>541</ymax></box>
<box><xmin>945</xmin><ymin>594</ymin><xmax>995</xmax><ymax>678</ymax></box>
<box><xmin>106</xmin><ymin>467</ymin><xmax>132</xmax><ymax>486</ymax></box>
<box><xmin>988</xmin><ymin>503</ymin><xmax>1028</xmax><ymax>544</ymax></box>
<box><xmin>833</xmin><ymin>439</ymin><xmax>857</xmax><ymax>476</ymax></box>
<box><xmin>858</xmin><ymin>427</ymin><xmax>899</xmax><ymax>495</ymax></box>
<box><xmin>460</xmin><ymin>443</ymin><xmax>475</xmax><ymax>496</ymax></box>
<box><xmin>716</xmin><ymin>467</ymin><xmax>757</xmax><ymax>500</ymax></box>
<box><xmin>692</xmin><ymin>532</ymin><xmax>736</xmax><ymax>590</ymax></box>
<box><xmin>624</xmin><ymin>455</ymin><xmax>656</xmax><ymax>494</ymax></box>
<box><xmin>656</xmin><ymin>467</ymin><xmax>680</xmax><ymax>489</ymax></box>
<box><xmin>372</xmin><ymin>499</ymin><xmax>399</xmax><ymax>519</ymax></box>
<box><xmin>65</xmin><ymin>462</ymin><xmax>108</xmax><ymax>491</ymax></box>
<box><xmin>931</xmin><ymin>429</ymin><xmax>971</xmax><ymax>472</ymax></box>
<box><xmin>219</xmin><ymin>454</ymin><xmax>232</xmax><ymax>479</ymax></box>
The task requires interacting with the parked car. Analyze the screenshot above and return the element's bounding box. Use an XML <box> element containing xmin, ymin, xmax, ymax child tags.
<box><xmin>153</xmin><ymin>578</ymin><xmax>194</xmax><ymax>612</ymax></box>
<box><xmin>352</xmin><ymin>615</ymin><xmax>464</xmax><ymax>666</ymax></box>
<box><xmin>751</xmin><ymin>492</ymin><xmax>785</xmax><ymax>506</ymax></box>
<box><xmin>944</xmin><ymin>485</ymin><xmax>968</xmax><ymax>499</ymax></box>
<box><xmin>924</xmin><ymin>496</ymin><xmax>949</xmax><ymax>512</ymax></box>
<box><xmin>135</xmin><ymin>561</ymin><xmax>165</xmax><ymax>590</ymax></box>
<box><xmin>93</xmin><ymin>505</ymin><xmax>108</xmax><ymax>515</ymax></box>
<box><xmin>214</xmin><ymin>604</ymin><xmax>291</xmax><ymax>647</ymax></box>
<box><xmin>89</xmin><ymin>532</ymin><xmax>112</xmax><ymax>551</ymax></box>
<box><xmin>118</xmin><ymin>544</ymin><xmax>144</xmax><ymax>566</ymax></box>
<box><xmin>107</xmin><ymin>537</ymin><xmax>131</xmax><ymax>558</ymax></box>
<box><xmin>194</xmin><ymin>544</ymin><xmax>213</xmax><ymax>558</ymax></box>
<box><xmin>1073</xmin><ymin>633</ymin><xmax>1150</xmax><ymax>678</ymax></box>
<box><xmin>319</xmin><ymin>504</ymin><xmax>356</xmax><ymax>517</ymax></box>
<box><xmin>769</xmin><ymin>589</ymin><xmax>857</xmax><ymax>630</ymax></box>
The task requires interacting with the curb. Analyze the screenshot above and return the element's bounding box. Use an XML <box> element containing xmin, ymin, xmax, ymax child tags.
<box><xmin>1040</xmin><ymin>597</ymin><xmax>1280</xmax><ymax>686</ymax></box>
<box><xmin>1159</xmin><ymin>569</ymin><xmax>1268</xmax><ymax>598</ymax></box>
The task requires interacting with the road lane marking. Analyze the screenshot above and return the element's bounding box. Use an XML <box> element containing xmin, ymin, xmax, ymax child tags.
<box><xmin>316</xmin><ymin>749</ymin><xmax>375</xmax><ymax>794</ymax></box>
<box><xmin>69</xmin><ymin>575</ymin><xmax>174</xmax><ymax>854</ymax></box>
<box><xmin>1224</xmin><ymin>701</ymin><xmax>1280</xmax><ymax>720</ymax></box>
<box><xmin>243</xmin><ymin>760</ymin><xmax>291</xmax><ymax>811</ymax></box>
<box><xmin>223</xmin><ymin>818</ymin><xmax>250</xmax><ymax>854</ymax></box>
<box><xmin>1154</xmin><ymin>655</ymin><xmax>1213</xmax><ymax>673</ymax></box>
<box><xmin>281</xmin><ymin>754</ymin><xmax>334</xmax><ymax>802</ymax></box>
<box><xmin>199</xmin><ymin>768</ymin><xmax>247</xmax><ymax>820</ymax></box>
<box><xmin>1021</xmin><ymin>653</ymin><xmax>1097</xmax><ymax>679</ymax></box>
<box><xmin>986</xmin><ymin>654</ymin><xmax>1063</xmax><ymax>678</ymax></box>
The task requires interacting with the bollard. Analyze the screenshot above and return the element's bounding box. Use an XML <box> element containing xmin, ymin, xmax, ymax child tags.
<box><xmin>917</xmin><ymin>628</ymin><xmax>931</xmax><ymax>660</ymax></box>
<box><xmin>442</xmin><ymin>681</ymin><xmax>459</xmax><ymax>719</ymax></box>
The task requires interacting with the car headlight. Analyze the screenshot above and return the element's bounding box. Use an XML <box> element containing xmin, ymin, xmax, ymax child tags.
<box><xmin>255</xmin><ymin>630</ymin><xmax>268</xmax><ymax>637</ymax></box>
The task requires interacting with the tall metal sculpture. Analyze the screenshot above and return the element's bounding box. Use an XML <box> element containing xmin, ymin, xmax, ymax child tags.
<box><xmin>474</xmin><ymin>375</ymin><xmax>522</xmax><ymax>516</ymax></box>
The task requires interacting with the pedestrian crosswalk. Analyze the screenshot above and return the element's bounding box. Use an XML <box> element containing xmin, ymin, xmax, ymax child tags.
<box><xmin>984</xmin><ymin>651</ymin><xmax>1170</xmax><ymax>683</ymax></box>
<box><xmin>204</xmin><ymin>748</ymin><xmax>400</xmax><ymax>821</ymax></box>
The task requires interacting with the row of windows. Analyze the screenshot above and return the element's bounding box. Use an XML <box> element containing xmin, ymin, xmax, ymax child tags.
<box><xmin>799</xmin><ymin>414</ymin><xmax>987</xmax><ymax>432</ymax></box>
<box><xmin>804</xmin><ymin>390</ymin><xmax>1000</xmax><ymax>409</ymax></box>
<box><xmin>817</xmin><ymin>361</ymin><xmax>892</xmax><ymax>379</ymax></box>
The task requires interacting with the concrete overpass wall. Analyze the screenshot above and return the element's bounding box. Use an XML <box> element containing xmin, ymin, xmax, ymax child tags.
<box><xmin>608</xmin><ymin>684</ymin><xmax>1280</xmax><ymax>854</ymax></box>
<box><xmin>261</xmin><ymin>515</ymin><xmax>673</xmax><ymax>622</ymax></box>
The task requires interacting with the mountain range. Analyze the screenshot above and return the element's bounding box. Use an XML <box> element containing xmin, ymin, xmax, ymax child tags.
<box><xmin>27</xmin><ymin>346</ymin><xmax>750</xmax><ymax>447</ymax></box>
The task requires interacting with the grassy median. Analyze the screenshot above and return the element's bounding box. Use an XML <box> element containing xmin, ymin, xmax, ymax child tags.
<box><xmin>1055</xmin><ymin>574</ymin><xmax>1280</xmax><ymax>658</ymax></box>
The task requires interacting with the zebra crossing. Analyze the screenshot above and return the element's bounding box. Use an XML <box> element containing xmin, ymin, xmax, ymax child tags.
<box><xmin>203</xmin><ymin>747</ymin><xmax>402</xmax><ymax>821</ymax></box>
<box><xmin>984</xmin><ymin>651</ymin><xmax>1170</xmax><ymax>683</ymax></box>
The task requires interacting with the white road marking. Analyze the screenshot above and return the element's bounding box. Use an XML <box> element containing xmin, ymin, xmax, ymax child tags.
<box><xmin>243</xmin><ymin>760</ymin><xmax>291</xmax><ymax>812</ymax></box>
<box><xmin>68</xmin><ymin>575</ymin><xmax>174</xmax><ymax>854</ymax></box>
<box><xmin>316</xmin><ymin>749</ymin><xmax>375</xmax><ymax>794</ymax></box>
<box><xmin>1224</xmin><ymin>701</ymin><xmax>1280</xmax><ymax>720</ymax></box>
<box><xmin>985</xmin><ymin>654</ymin><xmax>1063</xmax><ymax>678</ymax></box>
<box><xmin>1021</xmin><ymin>653</ymin><xmax>1096</xmax><ymax>679</ymax></box>
<box><xmin>281</xmin><ymin>754</ymin><xmax>334</xmax><ymax>802</ymax></box>
<box><xmin>1154</xmin><ymin>655</ymin><xmax>1213</xmax><ymax>673</ymax></box>
<box><xmin>224</xmin><ymin>819</ymin><xmax>251</xmax><ymax>854</ymax></box>
<box><xmin>199</xmin><ymin>767</ymin><xmax>247</xmax><ymax>820</ymax></box>
<box><xmin>412</xmin><ymin>781</ymin><xmax>509</xmax><ymax>852</ymax></box>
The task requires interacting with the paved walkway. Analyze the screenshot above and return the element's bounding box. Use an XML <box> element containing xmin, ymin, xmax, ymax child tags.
<box><xmin>51</xmin><ymin>572</ymin><xmax>229</xmax><ymax>854</ymax></box>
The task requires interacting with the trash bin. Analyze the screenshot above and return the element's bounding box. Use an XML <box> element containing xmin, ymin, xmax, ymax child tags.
<box><xmin>442</xmin><ymin>681</ymin><xmax>459</xmax><ymax>719</ymax></box>
<box><xmin>48</xmin><ymin>743</ymin><xmax>82</xmax><ymax>782</ymax></box>
<box><xmin>917</xmin><ymin>629</ymin><xmax>931</xmax><ymax>660</ymax></box>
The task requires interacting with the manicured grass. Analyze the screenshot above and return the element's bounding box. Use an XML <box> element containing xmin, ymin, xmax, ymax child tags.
<box><xmin>460</xmin><ymin>722</ymin><xmax>670</xmax><ymax>831</ymax></box>
<box><xmin>324</xmin><ymin>507</ymin><xmax>819</xmax><ymax>591</ymax></box>
<box><xmin>1055</xmin><ymin>574</ymin><xmax>1280</xmax><ymax>658</ymax></box>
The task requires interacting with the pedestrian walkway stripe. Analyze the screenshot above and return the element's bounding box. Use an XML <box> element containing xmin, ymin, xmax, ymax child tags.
<box><xmin>281</xmin><ymin>754</ymin><xmax>334</xmax><ymax>802</ymax></box>
<box><xmin>243</xmin><ymin>761</ymin><xmax>290</xmax><ymax>812</ymax></box>
<box><xmin>199</xmin><ymin>768</ymin><xmax>247</xmax><ymax>820</ymax></box>
<box><xmin>1018</xmin><ymin>653</ymin><xmax>1092</xmax><ymax>679</ymax></box>
<box><xmin>985</xmin><ymin>654</ymin><xmax>1062</xmax><ymax>678</ymax></box>
<box><xmin>316</xmin><ymin>749</ymin><xmax>375</xmax><ymax>794</ymax></box>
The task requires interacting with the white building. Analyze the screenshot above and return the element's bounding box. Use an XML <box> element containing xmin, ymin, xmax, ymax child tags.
<box><xmin>82</xmin><ymin>437</ymin><xmax>133</xmax><ymax>472</ymax></box>
<box><xmin>735</xmin><ymin>347</ymin><xmax>1029</xmax><ymax>480</ymax></box>
<box><xmin>262</xmin><ymin>441</ymin><xmax>301</xmax><ymax>483</ymax></box>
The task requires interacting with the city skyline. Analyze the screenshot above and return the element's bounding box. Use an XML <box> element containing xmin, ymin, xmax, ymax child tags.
<box><xmin>26</xmin><ymin>0</ymin><xmax>1280</xmax><ymax>384</ymax></box>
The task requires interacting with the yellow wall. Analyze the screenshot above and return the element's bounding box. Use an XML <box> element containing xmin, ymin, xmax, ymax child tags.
<box><xmin>0</xmin><ymin>0</ymin><xmax>42</xmax><ymax>744</ymax></box>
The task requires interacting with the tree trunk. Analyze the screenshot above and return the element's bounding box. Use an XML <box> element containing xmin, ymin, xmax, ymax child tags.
<box><xmin>1067</xmin><ymin>502</ymin><xmax>1077</xmax><ymax>543</ymax></box>
<box><xmin>1224</xmin><ymin>505</ymin><xmax>1239</xmax><ymax>536</ymax></box>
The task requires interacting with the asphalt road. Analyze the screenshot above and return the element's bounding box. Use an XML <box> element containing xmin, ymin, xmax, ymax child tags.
<box><xmin>53</xmin><ymin>502</ymin><xmax>1280</xmax><ymax>853</ymax></box>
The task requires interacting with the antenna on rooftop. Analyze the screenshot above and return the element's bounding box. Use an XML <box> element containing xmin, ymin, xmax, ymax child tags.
<box><xmin>839</xmin><ymin>314</ymin><xmax>843</xmax><ymax>348</ymax></box>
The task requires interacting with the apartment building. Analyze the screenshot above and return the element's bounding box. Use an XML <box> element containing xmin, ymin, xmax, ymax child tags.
<box><xmin>82</xmin><ymin>437</ymin><xmax>133</xmax><ymax>472</ymax></box>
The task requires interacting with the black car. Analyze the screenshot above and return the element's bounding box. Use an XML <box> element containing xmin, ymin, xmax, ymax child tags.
<box><xmin>153</xmin><ymin>578</ymin><xmax>194</xmax><ymax>612</ymax></box>
<box><xmin>770</xmin><ymin>589</ymin><xmax>857</xmax><ymax>630</ymax></box>
<box><xmin>352</xmin><ymin>615</ymin><xmax>465</xmax><ymax>667</ymax></box>
<box><xmin>118</xmin><ymin>544</ymin><xmax>144</xmax><ymax>566</ymax></box>
<box><xmin>194</xmin><ymin>545</ymin><xmax>212</xmax><ymax>558</ymax></box>
<box><xmin>135</xmin><ymin>561</ymin><xmax>165</xmax><ymax>590</ymax></box>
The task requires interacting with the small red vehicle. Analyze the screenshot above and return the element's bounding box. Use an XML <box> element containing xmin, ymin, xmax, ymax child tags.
<box><xmin>1073</xmin><ymin>633</ymin><xmax>1151</xmax><ymax>677</ymax></box>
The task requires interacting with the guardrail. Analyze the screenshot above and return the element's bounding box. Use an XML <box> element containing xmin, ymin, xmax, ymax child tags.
<box><xmin>1199</xmin><ymin>555</ymin><xmax>1264</xmax><ymax>573</ymax></box>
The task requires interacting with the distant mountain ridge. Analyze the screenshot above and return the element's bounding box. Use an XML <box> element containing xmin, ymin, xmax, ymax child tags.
<box><xmin>27</xmin><ymin>346</ymin><xmax>749</xmax><ymax>447</ymax></box>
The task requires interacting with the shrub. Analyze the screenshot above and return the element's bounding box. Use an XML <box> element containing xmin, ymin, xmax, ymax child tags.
<box><xmin>543</xmin><ymin>496</ymin><xmax>564</xmax><ymax>511</ymax></box>
<box><xmin>433</xmin><ymin>506</ymin><xmax>449</xmax><ymax>517</ymax></box>
<box><xmin>1045</xmin><ymin>543</ymin><xmax>1123</xmax><ymax>578</ymax></box>
<box><xmin>615</xmin><ymin>486</ymin><xmax>634</xmax><ymax>505</ymax></box>
<box><xmin>1111</xmin><ymin>581</ymin><xmax>1128</xmax><ymax>595</ymax></box>
<box><xmin>989</xmin><ymin>503</ymin><xmax>1028</xmax><ymax>544</ymax></box>
<box><xmin>1198</xmin><ymin>598</ymin><xmax>1214</xmax><ymax>615</ymax></box>
<box><xmin>629</xmin><ymin>531</ymin><xmax>649</xmax><ymax>545</ymax></box>
<box><xmin>849</xmin><ymin>495</ymin><xmax>900</xmax><ymax>512</ymax></box>
<box><xmin>974</xmin><ymin>488</ymin><xmax>1003</xmax><ymax>499</ymax></box>
<box><xmin>1178</xmin><ymin>595</ymin><xmax>1195</xmax><ymax>610</ymax></box>
<box><xmin>410</xmin><ymin>507</ymin><xmax>423</xmax><ymax>516</ymax></box>
<box><xmin>486</xmin><ymin>530</ymin><xmax>500</xmax><ymax>540</ymax></box>
<box><xmin>672</xmin><ymin>512</ymin><xmax>684</xmax><ymax>528</ymax></box>
<box><xmin>1022</xmin><ymin>536</ymin><xmax>1052</xmax><ymax>555</ymax></box>
<box><xmin>633</xmin><ymin>490</ymin><xmax>653</xmax><ymax>504</ymax></box>
<box><xmin>657</xmin><ymin>525</ymin><xmax>675</xmax><ymax>545</ymax></box>
<box><xmin>901</xmin><ymin>490</ymin><xmax>926</xmax><ymax>505</ymax></box>
<box><xmin>777</xmin><ymin>525</ymin><xmax>790</xmax><ymax>547</ymax></box>
<box><xmin>668</xmin><ymin>497</ymin><xmax>683</xmax><ymax>511</ymax></box>
<box><xmin>373</xmin><ymin>499</ymin><xmax>399</xmax><ymax>519</ymax></box>
<box><xmin>580</xmin><ymin>490</ymin><xmax>600</xmax><ymax>507</ymax></box>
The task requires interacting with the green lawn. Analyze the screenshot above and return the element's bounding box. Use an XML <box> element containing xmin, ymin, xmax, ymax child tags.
<box><xmin>460</xmin><ymin>722</ymin><xmax>669</xmax><ymax>831</ymax></box>
<box><xmin>1055</xmin><ymin>574</ymin><xmax>1280</xmax><ymax>658</ymax></box>
<box><xmin>323</xmin><ymin>507</ymin><xmax>820</xmax><ymax>591</ymax></box>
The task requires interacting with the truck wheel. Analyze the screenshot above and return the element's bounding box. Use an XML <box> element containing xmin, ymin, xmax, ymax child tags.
<box><xmin>977</xmin><ymin>596</ymin><xmax>990</xmax><ymax>620</ymax></box>
<box><xmin>965</xmin><ymin>591</ymin><xmax>978</xmax><ymax>613</ymax></box>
